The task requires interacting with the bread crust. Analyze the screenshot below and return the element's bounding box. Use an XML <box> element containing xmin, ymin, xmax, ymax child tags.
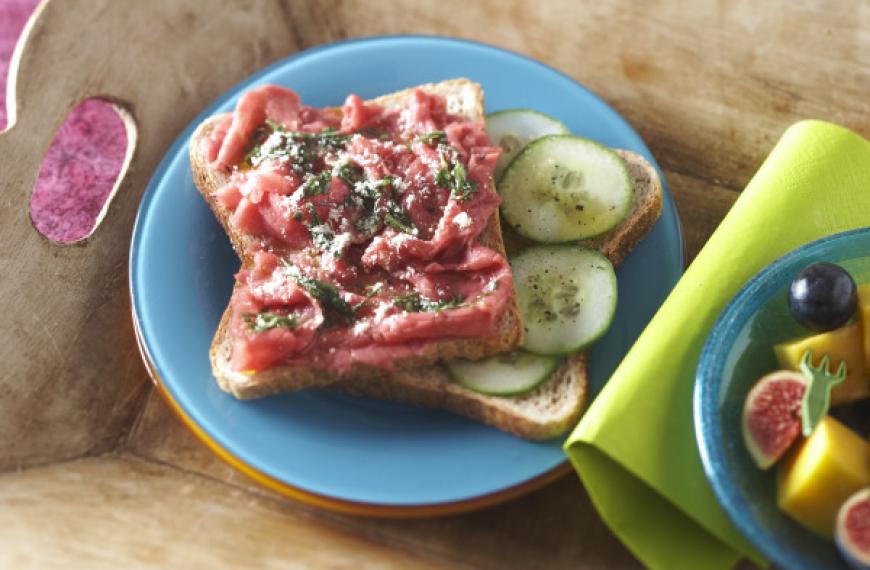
<box><xmin>338</xmin><ymin>353</ymin><xmax>588</xmax><ymax>440</ymax></box>
<box><xmin>191</xmin><ymin>80</ymin><xmax>523</xmax><ymax>399</ymax></box>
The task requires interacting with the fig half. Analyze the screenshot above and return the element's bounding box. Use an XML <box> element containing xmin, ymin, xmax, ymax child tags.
<box><xmin>837</xmin><ymin>487</ymin><xmax>870</xmax><ymax>569</ymax></box>
<box><xmin>742</xmin><ymin>370</ymin><xmax>808</xmax><ymax>469</ymax></box>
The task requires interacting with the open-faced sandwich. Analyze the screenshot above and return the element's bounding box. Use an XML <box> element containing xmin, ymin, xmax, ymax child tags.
<box><xmin>190</xmin><ymin>79</ymin><xmax>662</xmax><ymax>439</ymax></box>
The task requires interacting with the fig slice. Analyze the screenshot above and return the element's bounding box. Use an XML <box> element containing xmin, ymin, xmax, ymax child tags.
<box><xmin>741</xmin><ymin>370</ymin><xmax>808</xmax><ymax>469</ymax></box>
<box><xmin>837</xmin><ymin>487</ymin><xmax>870</xmax><ymax>570</ymax></box>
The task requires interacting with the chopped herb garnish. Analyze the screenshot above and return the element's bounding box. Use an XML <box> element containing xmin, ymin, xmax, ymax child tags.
<box><xmin>359</xmin><ymin>127</ymin><xmax>393</xmax><ymax>141</ymax></box>
<box><xmin>347</xmin><ymin>177</ymin><xmax>396</xmax><ymax>236</ymax></box>
<box><xmin>308</xmin><ymin>223</ymin><xmax>335</xmax><ymax>253</ymax></box>
<box><xmin>265</xmin><ymin>118</ymin><xmax>286</xmax><ymax>132</ymax></box>
<box><xmin>243</xmin><ymin>311</ymin><xmax>297</xmax><ymax>333</ymax></box>
<box><xmin>242</xmin><ymin>126</ymin><xmax>273</xmax><ymax>165</ymax></box>
<box><xmin>351</xmin><ymin>282</ymin><xmax>384</xmax><ymax>314</ymax></box>
<box><xmin>449</xmin><ymin>162</ymin><xmax>478</xmax><ymax>201</ymax></box>
<box><xmin>301</xmin><ymin>171</ymin><xmax>332</xmax><ymax>197</ymax></box>
<box><xmin>418</xmin><ymin>131</ymin><xmax>446</xmax><ymax>145</ymax></box>
<box><xmin>351</xmin><ymin>192</ymin><xmax>379</xmax><ymax>234</ymax></box>
<box><xmin>245</xmin><ymin>121</ymin><xmax>350</xmax><ymax>172</ymax></box>
<box><xmin>356</xmin><ymin>127</ymin><xmax>381</xmax><ymax>138</ymax></box>
<box><xmin>302</xmin><ymin>204</ymin><xmax>348</xmax><ymax>258</ymax></box>
<box><xmin>282</xmin><ymin>259</ymin><xmax>378</xmax><ymax>320</ymax></box>
<box><xmin>354</xmin><ymin>210</ymin><xmax>380</xmax><ymax>236</ymax></box>
<box><xmin>306</xmin><ymin>203</ymin><xmax>322</xmax><ymax>226</ymax></box>
<box><xmin>393</xmin><ymin>293</ymin><xmax>465</xmax><ymax>313</ymax></box>
<box><xmin>434</xmin><ymin>167</ymin><xmax>451</xmax><ymax>188</ymax></box>
<box><xmin>384</xmin><ymin>212</ymin><xmax>416</xmax><ymax>234</ymax></box>
<box><xmin>294</xmin><ymin>275</ymin><xmax>354</xmax><ymax>318</ymax></box>
<box><xmin>433</xmin><ymin>145</ymin><xmax>478</xmax><ymax>202</ymax></box>
<box><xmin>384</xmin><ymin>201</ymin><xmax>418</xmax><ymax>235</ymax></box>
<box><xmin>354</xmin><ymin>180</ymin><xmax>381</xmax><ymax>201</ymax></box>
<box><xmin>336</xmin><ymin>162</ymin><xmax>365</xmax><ymax>188</ymax></box>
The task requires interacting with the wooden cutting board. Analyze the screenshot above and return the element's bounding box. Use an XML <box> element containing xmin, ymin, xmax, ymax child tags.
<box><xmin>1</xmin><ymin>0</ymin><xmax>867</xmax><ymax>567</ymax></box>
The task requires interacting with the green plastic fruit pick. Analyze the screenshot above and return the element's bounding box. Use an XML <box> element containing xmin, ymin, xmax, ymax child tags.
<box><xmin>798</xmin><ymin>350</ymin><xmax>846</xmax><ymax>436</ymax></box>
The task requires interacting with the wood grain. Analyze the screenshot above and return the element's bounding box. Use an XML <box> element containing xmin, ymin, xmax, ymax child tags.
<box><xmin>283</xmin><ymin>0</ymin><xmax>870</xmax><ymax>194</ymax></box>
<box><xmin>0</xmin><ymin>455</ymin><xmax>462</xmax><ymax>570</ymax></box>
<box><xmin>127</xmin><ymin>391</ymin><xmax>642</xmax><ymax>570</ymax></box>
<box><xmin>0</xmin><ymin>0</ymin><xmax>297</xmax><ymax>471</ymax></box>
<box><xmin>1</xmin><ymin>0</ymin><xmax>868</xmax><ymax>568</ymax></box>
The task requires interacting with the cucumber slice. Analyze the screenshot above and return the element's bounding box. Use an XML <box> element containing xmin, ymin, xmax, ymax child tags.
<box><xmin>512</xmin><ymin>245</ymin><xmax>617</xmax><ymax>355</ymax></box>
<box><xmin>486</xmin><ymin>110</ymin><xmax>569</xmax><ymax>181</ymax></box>
<box><xmin>448</xmin><ymin>349</ymin><xmax>561</xmax><ymax>396</ymax></box>
<box><xmin>499</xmin><ymin>135</ymin><xmax>632</xmax><ymax>242</ymax></box>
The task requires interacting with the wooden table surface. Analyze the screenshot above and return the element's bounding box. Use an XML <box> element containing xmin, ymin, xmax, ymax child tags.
<box><xmin>1</xmin><ymin>1</ymin><xmax>868</xmax><ymax>568</ymax></box>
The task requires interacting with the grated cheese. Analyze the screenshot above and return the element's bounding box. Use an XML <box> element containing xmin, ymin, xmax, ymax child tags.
<box><xmin>452</xmin><ymin>211</ymin><xmax>472</xmax><ymax>230</ymax></box>
<box><xmin>373</xmin><ymin>302</ymin><xmax>391</xmax><ymax>322</ymax></box>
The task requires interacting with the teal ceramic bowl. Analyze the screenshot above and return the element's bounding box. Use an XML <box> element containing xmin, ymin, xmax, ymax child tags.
<box><xmin>695</xmin><ymin>228</ymin><xmax>870</xmax><ymax>570</ymax></box>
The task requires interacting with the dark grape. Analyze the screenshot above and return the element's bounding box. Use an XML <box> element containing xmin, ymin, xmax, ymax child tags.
<box><xmin>788</xmin><ymin>262</ymin><xmax>857</xmax><ymax>331</ymax></box>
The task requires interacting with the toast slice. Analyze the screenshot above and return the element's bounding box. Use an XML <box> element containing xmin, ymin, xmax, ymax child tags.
<box><xmin>335</xmin><ymin>150</ymin><xmax>663</xmax><ymax>439</ymax></box>
<box><xmin>191</xmin><ymin>80</ymin><xmax>523</xmax><ymax>398</ymax></box>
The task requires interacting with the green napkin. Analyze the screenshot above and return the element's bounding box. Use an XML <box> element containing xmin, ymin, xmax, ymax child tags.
<box><xmin>564</xmin><ymin>120</ymin><xmax>870</xmax><ymax>570</ymax></box>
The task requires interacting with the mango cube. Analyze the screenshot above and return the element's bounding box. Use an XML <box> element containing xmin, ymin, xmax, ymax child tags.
<box><xmin>857</xmin><ymin>284</ymin><xmax>870</xmax><ymax>372</ymax></box>
<box><xmin>774</xmin><ymin>323</ymin><xmax>870</xmax><ymax>405</ymax></box>
<box><xmin>777</xmin><ymin>416</ymin><xmax>870</xmax><ymax>537</ymax></box>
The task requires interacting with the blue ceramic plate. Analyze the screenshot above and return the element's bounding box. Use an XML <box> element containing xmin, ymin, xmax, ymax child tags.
<box><xmin>695</xmin><ymin>228</ymin><xmax>870</xmax><ymax>570</ymax></box>
<box><xmin>131</xmin><ymin>36</ymin><xmax>683</xmax><ymax>513</ymax></box>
